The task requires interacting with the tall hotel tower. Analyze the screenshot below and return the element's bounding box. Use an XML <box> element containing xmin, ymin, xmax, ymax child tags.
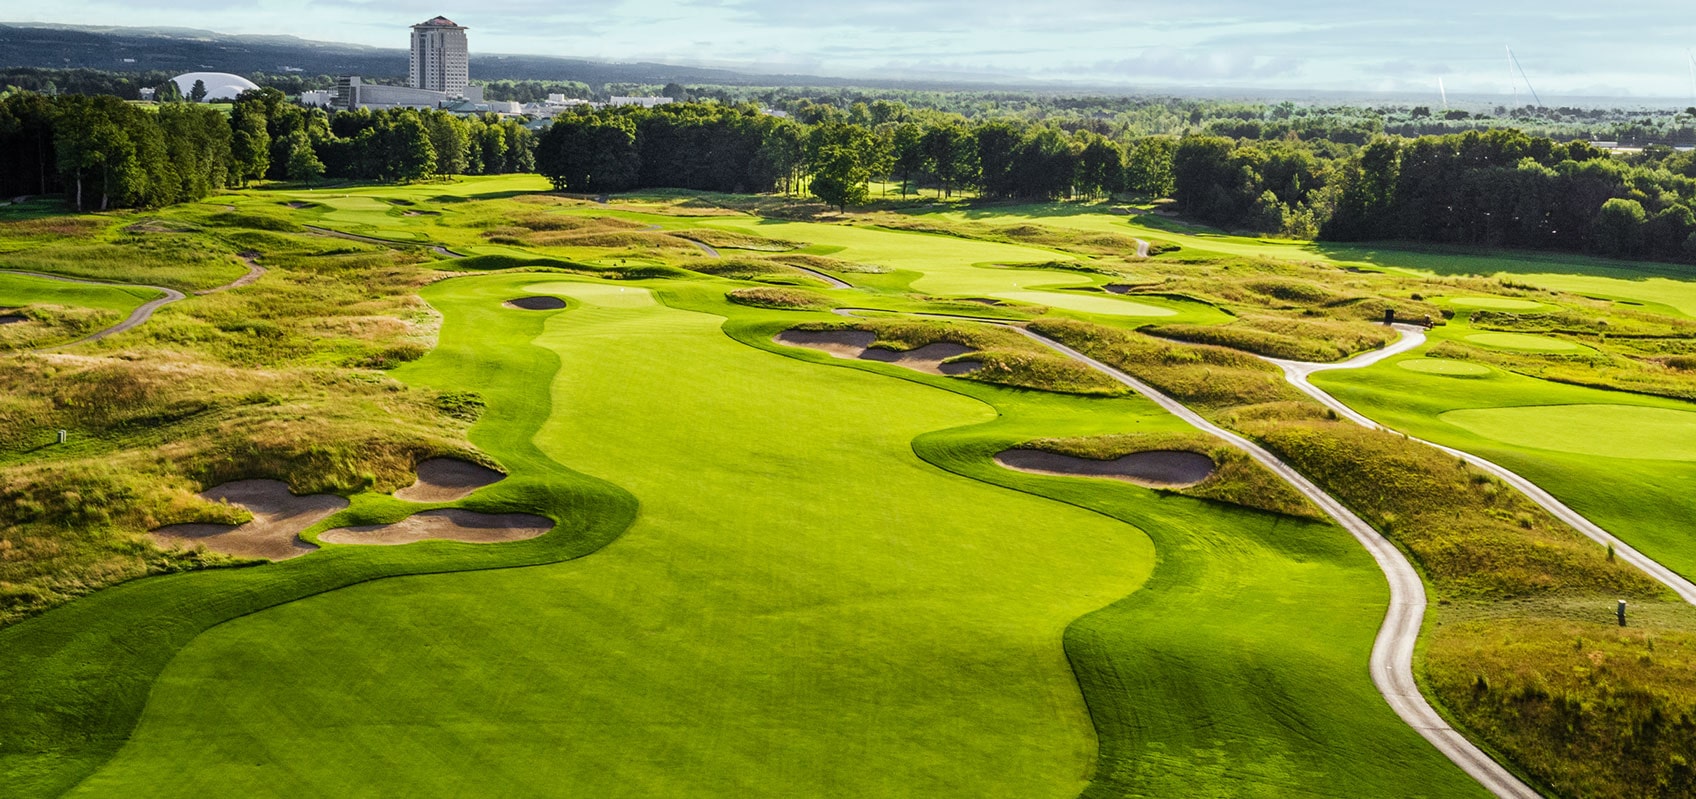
<box><xmin>409</xmin><ymin>16</ymin><xmax>469</xmax><ymax>95</ymax></box>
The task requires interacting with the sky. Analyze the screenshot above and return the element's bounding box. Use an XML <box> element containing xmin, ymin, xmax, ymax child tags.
<box><xmin>13</xmin><ymin>1</ymin><xmax>1696</xmax><ymax>100</ymax></box>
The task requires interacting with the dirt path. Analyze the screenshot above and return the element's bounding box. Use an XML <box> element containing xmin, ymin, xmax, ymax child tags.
<box><xmin>679</xmin><ymin>231</ymin><xmax>853</xmax><ymax>289</ymax></box>
<box><xmin>1013</xmin><ymin>326</ymin><xmax>1540</xmax><ymax>799</ymax></box>
<box><xmin>1268</xmin><ymin>324</ymin><xmax>1696</xmax><ymax>606</ymax></box>
<box><xmin>3</xmin><ymin>257</ymin><xmax>272</xmax><ymax>350</ymax></box>
<box><xmin>194</xmin><ymin>256</ymin><xmax>266</xmax><ymax>295</ymax></box>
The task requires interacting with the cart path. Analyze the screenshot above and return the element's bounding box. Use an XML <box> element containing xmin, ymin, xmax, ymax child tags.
<box><xmin>1267</xmin><ymin>324</ymin><xmax>1696</xmax><ymax>605</ymax></box>
<box><xmin>3</xmin><ymin>257</ymin><xmax>271</xmax><ymax>350</ymax></box>
<box><xmin>1012</xmin><ymin>326</ymin><xmax>1541</xmax><ymax>799</ymax></box>
<box><xmin>679</xmin><ymin>233</ymin><xmax>854</xmax><ymax>289</ymax></box>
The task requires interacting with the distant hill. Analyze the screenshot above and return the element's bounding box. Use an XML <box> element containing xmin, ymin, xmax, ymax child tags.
<box><xmin>0</xmin><ymin>22</ymin><xmax>887</xmax><ymax>88</ymax></box>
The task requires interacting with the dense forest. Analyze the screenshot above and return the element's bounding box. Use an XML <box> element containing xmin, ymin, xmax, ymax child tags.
<box><xmin>538</xmin><ymin>100</ymin><xmax>1696</xmax><ymax>263</ymax></box>
<box><xmin>0</xmin><ymin>88</ymin><xmax>536</xmax><ymax>209</ymax></box>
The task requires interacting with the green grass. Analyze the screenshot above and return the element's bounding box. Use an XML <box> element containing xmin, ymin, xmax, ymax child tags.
<box><xmin>1440</xmin><ymin>404</ymin><xmax>1696</xmax><ymax>461</ymax></box>
<box><xmin>0</xmin><ymin>274</ymin><xmax>157</xmax><ymax>315</ymax></box>
<box><xmin>45</xmin><ymin>273</ymin><xmax>1486</xmax><ymax>798</ymax></box>
<box><xmin>1398</xmin><ymin>358</ymin><xmax>1493</xmax><ymax>376</ymax></box>
<box><xmin>1463</xmin><ymin>332</ymin><xmax>1584</xmax><ymax>353</ymax></box>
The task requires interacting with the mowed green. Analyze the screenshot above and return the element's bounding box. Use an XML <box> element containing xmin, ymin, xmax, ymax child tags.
<box><xmin>1443</xmin><ymin>404</ymin><xmax>1696</xmax><ymax>461</ymax></box>
<box><xmin>1314</xmin><ymin>358</ymin><xmax>1696</xmax><ymax>579</ymax></box>
<box><xmin>1398</xmin><ymin>358</ymin><xmax>1492</xmax><ymax>376</ymax></box>
<box><xmin>991</xmin><ymin>290</ymin><xmax>1178</xmax><ymax>317</ymax></box>
<box><xmin>0</xmin><ymin>273</ymin><xmax>159</xmax><ymax>314</ymax></box>
<box><xmin>65</xmin><ymin>275</ymin><xmax>1156</xmax><ymax>798</ymax></box>
<box><xmin>1462</xmin><ymin>331</ymin><xmax>1582</xmax><ymax>353</ymax></box>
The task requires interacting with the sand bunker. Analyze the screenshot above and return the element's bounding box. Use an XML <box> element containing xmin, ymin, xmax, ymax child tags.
<box><xmin>996</xmin><ymin>449</ymin><xmax>1216</xmax><ymax>488</ymax></box>
<box><xmin>396</xmin><ymin>458</ymin><xmax>505</xmax><ymax>502</ymax></box>
<box><xmin>319</xmin><ymin>509</ymin><xmax>553</xmax><ymax>546</ymax></box>
<box><xmin>775</xmin><ymin>329</ymin><xmax>982</xmax><ymax>375</ymax></box>
<box><xmin>0</xmin><ymin>314</ymin><xmax>25</xmax><ymax>325</ymax></box>
<box><xmin>504</xmin><ymin>296</ymin><xmax>568</xmax><ymax>310</ymax></box>
<box><xmin>149</xmin><ymin>480</ymin><xmax>348</xmax><ymax>560</ymax></box>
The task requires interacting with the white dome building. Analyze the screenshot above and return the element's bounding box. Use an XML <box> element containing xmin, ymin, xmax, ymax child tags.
<box><xmin>170</xmin><ymin>72</ymin><xmax>260</xmax><ymax>102</ymax></box>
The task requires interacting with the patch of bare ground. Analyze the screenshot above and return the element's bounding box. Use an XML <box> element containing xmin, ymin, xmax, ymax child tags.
<box><xmin>148</xmin><ymin>480</ymin><xmax>347</xmax><ymax>560</ymax></box>
<box><xmin>504</xmin><ymin>296</ymin><xmax>567</xmax><ymax>310</ymax></box>
<box><xmin>995</xmin><ymin>448</ymin><xmax>1217</xmax><ymax>487</ymax></box>
<box><xmin>319</xmin><ymin>509</ymin><xmax>553</xmax><ymax>545</ymax></box>
<box><xmin>0</xmin><ymin>314</ymin><xmax>24</xmax><ymax>325</ymax></box>
<box><xmin>395</xmin><ymin>458</ymin><xmax>504</xmax><ymax>502</ymax></box>
<box><xmin>774</xmin><ymin>329</ymin><xmax>982</xmax><ymax>375</ymax></box>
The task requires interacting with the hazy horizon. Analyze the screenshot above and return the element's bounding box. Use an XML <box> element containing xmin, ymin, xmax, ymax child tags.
<box><xmin>9</xmin><ymin>2</ymin><xmax>1696</xmax><ymax>102</ymax></box>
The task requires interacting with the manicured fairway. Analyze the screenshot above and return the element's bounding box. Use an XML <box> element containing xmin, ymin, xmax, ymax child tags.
<box><xmin>1442</xmin><ymin>404</ymin><xmax>1696</xmax><ymax>461</ymax></box>
<box><xmin>59</xmin><ymin>273</ymin><xmax>1487</xmax><ymax>798</ymax></box>
<box><xmin>1463</xmin><ymin>331</ymin><xmax>1582</xmax><ymax>353</ymax></box>
<box><xmin>991</xmin><ymin>290</ymin><xmax>1178</xmax><ymax>317</ymax></box>
<box><xmin>1447</xmin><ymin>296</ymin><xmax>1545</xmax><ymax>311</ymax></box>
<box><xmin>0</xmin><ymin>273</ymin><xmax>159</xmax><ymax>314</ymax></box>
<box><xmin>67</xmin><ymin>276</ymin><xmax>1156</xmax><ymax>798</ymax></box>
<box><xmin>1398</xmin><ymin>358</ymin><xmax>1492</xmax><ymax>376</ymax></box>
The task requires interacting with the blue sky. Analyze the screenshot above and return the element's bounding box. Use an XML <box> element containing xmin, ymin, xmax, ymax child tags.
<box><xmin>14</xmin><ymin>1</ymin><xmax>1696</xmax><ymax>99</ymax></box>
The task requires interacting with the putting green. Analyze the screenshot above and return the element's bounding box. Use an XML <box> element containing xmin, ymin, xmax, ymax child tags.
<box><xmin>65</xmin><ymin>276</ymin><xmax>1157</xmax><ymax>798</ymax></box>
<box><xmin>526</xmin><ymin>281</ymin><xmax>654</xmax><ymax>308</ymax></box>
<box><xmin>1448</xmin><ymin>296</ymin><xmax>1545</xmax><ymax>311</ymax></box>
<box><xmin>1397</xmin><ymin>358</ymin><xmax>1492</xmax><ymax>377</ymax></box>
<box><xmin>1463</xmin><ymin>332</ymin><xmax>1581</xmax><ymax>353</ymax></box>
<box><xmin>1442</xmin><ymin>404</ymin><xmax>1696</xmax><ymax>461</ymax></box>
<box><xmin>991</xmin><ymin>290</ymin><xmax>1178</xmax><ymax>317</ymax></box>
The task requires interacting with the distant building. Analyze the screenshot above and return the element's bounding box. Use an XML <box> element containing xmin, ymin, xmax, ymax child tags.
<box><xmin>138</xmin><ymin>87</ymin><xmax>155</xmax><ymax>101</ymax></box>
<box><xmin>607</xmin><ymin>96</ymin><xmax>674</xmax><ymax>109</ymax></box>
<box><xmin>170</xmin><ymin>71</ymin><xmax>260</xmax><ymax>102</ymax></box>
<box><xmin>335</xmin><ymin>75</ymin><xmax>450</xmax><ymax>111</ymax></box>
<box><xmin>410</xmin><ymin>16</ymin><xmax>469</xmax><ymax>96</ymax></box>
<box><xmin>299</xmin><ymin>89</ymin><xmax>333</xmax><ymax>108</ymax></box>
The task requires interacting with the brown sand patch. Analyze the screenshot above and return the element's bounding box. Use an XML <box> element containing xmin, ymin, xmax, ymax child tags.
<box><xmin>285</xmin><ymin>201</ymin><xmax>312</xmax><ymax>209</ymax></box>
<box><xmin>396</xmin><ymin>458</ymin><xmax>505</xmax><ymax>502</ymax></box>
<box><xmin>148</xmin><ymin>480</ymin><xmax>347</xmax><ymax>560</ymax></box>
<box><xmin>775</xmin><ymin>329</ymin><xmax>981</xmax><ymax>375</ymax></box>
<box><xmin>504</xmin><ymin>296</ymin><xmax>567</xmax><ymax>310</ymax></box>
<box><xmin>995</xmin><ymin>449</ymin><xmax>1216</xmax><ymax>488</ymax></box>
<box><xmin>320</xmin><ymin>509</ymin><xmax>553</xmax><ymax>546</ymax></box>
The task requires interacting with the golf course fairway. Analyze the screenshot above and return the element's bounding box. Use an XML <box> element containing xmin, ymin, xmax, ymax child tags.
<box><xmin>57</xmin><ymin>273</ymin><xmax>1485</xmax><ymax>798</ymax></box>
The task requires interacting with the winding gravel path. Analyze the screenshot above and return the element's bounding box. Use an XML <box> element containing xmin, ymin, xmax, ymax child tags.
<box><xmin>1013</xmin><ymin>326</ymin><xmax>1540</xmax><ymax>799</ymax></box>
<box><xmin>1268</xmin><ymin>325</ymin><xmax>1696</xmax><ymax>605</ymax></box>
<box><xmin>678</xmin><ymin>232</ymin><xmax>853</xmax><ymax>289</ymax></box>
<box><xmin>3</xmin><ymin>256</ymin><xmax>268</xmax><ymax>350</ymax></box>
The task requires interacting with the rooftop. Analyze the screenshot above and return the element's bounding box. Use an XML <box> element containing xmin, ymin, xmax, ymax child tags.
<box><xmin>414</xmin><ymin>16</ymin><xmax>463</xmax><ymax>28</ymax></box>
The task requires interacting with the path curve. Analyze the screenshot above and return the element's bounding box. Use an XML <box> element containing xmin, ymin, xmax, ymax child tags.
<box><xmin>1268</xmin><ymin>324</ymin><xmax>1696</xmax><ymax>605</ymax></box>
<box><xmin>1014</xmin><ymin>326</ymin><xmax>1541</xmax><ymax>799</ymax></box>
<box><xmin>194</xmin><ymin>256</ymin><xmax>266</xmax><ymax>295</ymax></box>
<box><xmin>679</xmin><ymin>232</ymin><xmax>853</xmax><ymax>289</ymax></box>
<box><xmin>303</xmin><ymin>225</ymin><xmax>464</xmax><ymax>260</ymax></box>
<box><xmin>3</xmin><ymin>255</ymin><xmax>271</xmax><ymax>349</ymax></box>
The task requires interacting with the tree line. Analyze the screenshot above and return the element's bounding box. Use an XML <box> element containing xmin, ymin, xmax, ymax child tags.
<box><xmin>535</xmin><ymin>101</ymin><xmax>1177</xmax><ymax>210</ymax></box>
<box><xmin>0</xmin><ymin>88</ymin><xmax>537</xmax><ymax>210</ymax></box>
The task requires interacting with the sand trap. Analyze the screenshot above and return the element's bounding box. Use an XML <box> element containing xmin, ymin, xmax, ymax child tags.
<box><xmin>149</xmin><ymin>480</ymin><xmax>347</xmax><ymax>560</ymax></box>
<box><xmin>1399</xmin><ymin>358</ymin><xmax>1491</xmax><ymax>376</ymax></box>
<box><xmin>396</xmin><ymin>458</ymin><xmax>505</xmax><ymax>502</ymax></box>
<box><xmin>284</xmin><ymin>201</ymin><xmax>312</xmax><ymax>209</ymax></box>
<box><xmin>996</xmin><ymin>449</ymin><xmax>1216</xmax><ymax>487</ymax></box>
<box><xmin>319</xmin><ymin>509</ymin><xmax>553</xmax><ymax>546</ymax></box>
<box><xmin>775</xmin><ymin>329</ymin><xmax>982</xmax><ymax>375</ymax></box>
<box><xmin>504</xmin><ymin>296</ymin><xmax>568</xmax><ymax>310</ymax></box>
<box><xmin>0</xmin><ymin>314</ymin><xmax>25</xmax><ymax>325</ymax></box>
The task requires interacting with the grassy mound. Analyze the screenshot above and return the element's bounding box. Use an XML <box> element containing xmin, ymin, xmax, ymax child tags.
<box><xmin>1147</xmin><ymin>314</ymin><xmax>1395</xmax><ymax>362</ymax></box>
<box><xmin>726</xmin><ymin>287</ymin><xmax>834</xmax><ymax>310</ymax></box>
<box><xmin>1019</xmin><ymin>432</ymin><xmax>1318</xmax><ymax>519</ymax></box>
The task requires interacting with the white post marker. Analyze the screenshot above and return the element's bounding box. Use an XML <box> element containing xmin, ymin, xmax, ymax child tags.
<box><xmin>57</xmin><ymin>429</ymin><xmax>67</xmax><ymax>445</ymax></box>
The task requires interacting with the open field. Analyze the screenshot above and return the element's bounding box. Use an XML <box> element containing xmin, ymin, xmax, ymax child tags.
<box><xmin>13</xmin><ymin>175</ymin><xmax>1696</xmax><ymax>798</ymax></box>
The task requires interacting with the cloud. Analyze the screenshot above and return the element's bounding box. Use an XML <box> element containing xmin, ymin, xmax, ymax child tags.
<box><xmin>13</xmin><ymin>0</ymin><xmax>1696</xmax><ymax>97</ymax></box>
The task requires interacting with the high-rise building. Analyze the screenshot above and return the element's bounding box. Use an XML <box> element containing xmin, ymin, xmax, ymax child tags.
<box><xmin>409</xmin><ymin>16</ymin><xmax>468</xmax><ymax>96</ymax></box>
